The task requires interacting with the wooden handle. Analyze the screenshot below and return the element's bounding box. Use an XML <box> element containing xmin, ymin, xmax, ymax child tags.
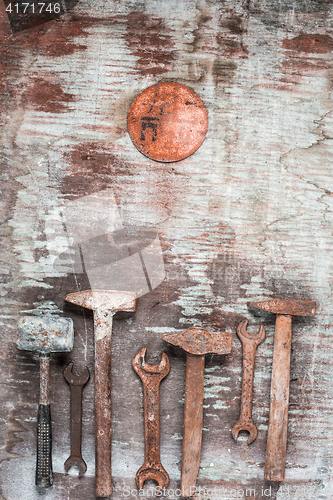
<box><xmin>265</xmin><ymin>314</ymin><xmax>292</xmax><ymax>481</ymax></box>
<box><xmin>181</xmin><ymin>353</ymin><xmax>205</xmax><ymax>497</ymax></box>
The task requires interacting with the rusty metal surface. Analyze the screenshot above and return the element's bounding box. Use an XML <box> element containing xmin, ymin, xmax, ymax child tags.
<box><xmin>64</xmin><ymin>290</ymin><xmax>137</xmax><ymax>313</ymax></box>
<box><xmin>127</xmin><ymin>82</ymin><xmax>208</xmax><ymax>162</ymax></box>
<box><xmin>162</xmin><ymin>327</ymin><xmax>233</xmax><ymax>355</ymax></box>
<box><xmin>132</xmin><ymin>347</ymin><xmax>170</xmax><ymax>489</ymax></box>
<box><xmin>93</xmin><ymin>307</ymin><xmax>114</xmax><ymax>496</ymax></box>
<box><xmin>64</xmin><ymin>363</ymin><xmax>90</xmax><ymax>477</ymax></box>
<box><xmin>247</xmin><ymin>298</ymin><xmax>317</xmax><ymax>317</ymax></box>
<box><xmin>39</xmin><ymin>354</ymin><xmax>50</xmax><ymax>405</ymax></box>
<box><xmin>163</xmin><ymin>328</ymin><xmax>232</xmax><ymax>496</ymax></box>
<box><xmin>232</xmin><ymin>320</ymin><xmax>266</xmax><ymax>444</ymax></box>
<box><xmin>95</xmin><ymin>335</ymin><xmax>112</xmax><ymax>497</ymax></box>
<box><xmin>17</xmin><ymin>316</ymin><xmax>74</xmax><ymax>353</ymax></box>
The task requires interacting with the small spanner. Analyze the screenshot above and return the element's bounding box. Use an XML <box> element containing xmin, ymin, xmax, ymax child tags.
<box><xmin>132</xmin><ymin>347</ymin><xmax>170</xmax><ymax>490</ymax></box>
<box><xmin>232</xmin><ymin>320</ymin><xmax>265</xmax><ymax>444</ymax></box>
<box><xmin>64</xmin><ymin>362</ymin><xmax>90</xmax><ymax>476</ymax></box>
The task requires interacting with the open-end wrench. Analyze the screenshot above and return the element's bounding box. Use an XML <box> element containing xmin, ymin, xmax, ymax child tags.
<box><xmin>132</xmin><ymin>347</ymin><xmax>170</xmax><ymax>490</ymax></box>
<box><xmin>232</xmin><ymin>320</ymin><xmax>266</xmax><ymax>444</ymax></box>
<box><xmin>64</xmin><ymin>363</ymin><xmax>90</xmax><ymax>476</ymax></box>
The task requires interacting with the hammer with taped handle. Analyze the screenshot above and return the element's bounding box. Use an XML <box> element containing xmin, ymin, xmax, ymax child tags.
<box><xmin>17</xmin><ymin>315</ymin><xmax>74</xmax><ymax>487</ymax></box>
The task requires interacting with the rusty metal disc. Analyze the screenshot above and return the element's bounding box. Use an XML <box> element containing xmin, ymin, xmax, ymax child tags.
<box><xmin>127</xmin><ymin>82</ymin><xmax>208</xmax><ymax>162</ymax></box>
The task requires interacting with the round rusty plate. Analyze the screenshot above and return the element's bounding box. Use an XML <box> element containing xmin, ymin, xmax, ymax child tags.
<box><xmin>127</xmin><ymin>82</ymin><xmax>208</xmax><ymax>162</ymax></box>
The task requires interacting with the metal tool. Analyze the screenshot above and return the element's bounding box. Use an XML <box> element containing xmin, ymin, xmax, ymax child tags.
<box><xmin>132</xmin><ymin>347</ymin><xmax>170</xmax><ymax>490</ymax></box>
<box><xmin>232</xmin><ymin>320</ymin><xmax>266</xmax><ymax>444</ymax></box>
<box><xmin>17</xmin><ymin>315</ymin><xmax>74</xmax><ymax>488</ymax></box>
<box><xmin>127</xmin><ymin>82</ymin><xmax>208</xmax><ymax>162</ymax></box>
<box><xmin>247</xmin><ymin>298</ymin><xmax>316</xmax><ymax>481</ymax></box>
<box><xmin>64</xmin><ymin>289</ymin><xmax>136</xmax><ymax>497</ymax></box>
<box><xmin>162</xmin><ymin>328</ymin><xmax>232</xmax><ymax>497</ymax></box>
<box><xmin>64</xmin><ymin>362</ymin><xmax>90</xmax><ymax>476</ymax></box>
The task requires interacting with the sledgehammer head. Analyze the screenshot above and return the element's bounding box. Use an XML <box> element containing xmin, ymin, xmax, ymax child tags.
<box><xmin>17</xmin><ymin>316</ymin><xmax>74</xmax><ymax>353</ymax></box>
<box><xmin>64</xmin><ymin>289</ymin><xmax>137</xmax><ymax>312</ymax></box>
<box><xmin>163</xmin><ymin>328</ymin><xmax>232</xmax><ymax>355</ymax></box>
<box><xmin>247</xmin><ymin>298</ymin><xmax>316</xmax><ymax>317</ymax></box>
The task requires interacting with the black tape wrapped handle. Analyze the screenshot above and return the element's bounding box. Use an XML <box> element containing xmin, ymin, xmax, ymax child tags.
<box><xmin>36</xmin><ymin>404</ymin><xmax>53</xmax><ymax>487</ymax></box>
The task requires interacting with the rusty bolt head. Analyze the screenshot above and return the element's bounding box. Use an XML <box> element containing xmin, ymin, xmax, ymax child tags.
<box><xmin>127</xmin><ymin>82</ymin><xmax>208</xmax><ymax>163</ymax></box>
<box><xmin>162</xmin><ymin>328</ymin><xmax>232</xmax><ymax>356</ymax></box>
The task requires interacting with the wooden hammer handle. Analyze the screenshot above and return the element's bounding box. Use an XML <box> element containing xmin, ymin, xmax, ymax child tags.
<box><xmin>265</xmin><ymin>314</ymin><xmax>292</xmax><ymax>481</ymax></box>
<box><xmin>181</xmin><ymin>353</ymin><xmax>205</xmax><ymax>497</ymax></box>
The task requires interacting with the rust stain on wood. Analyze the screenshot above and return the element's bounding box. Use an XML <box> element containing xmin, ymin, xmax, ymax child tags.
<box><xmin>124</xmin><ymin>10</ymin><xmax>175</xmax><ymax>76</ymax></box>
<box><xmin>61</xmin><ymin>143</ymin><xmax>135</xmax><ymax>199</ymax></box>
<box><xmin>217</xmin><ymin>12</ymin><xmax>249</xmax><ymax>60</ymax></box>
<box><xmin>7</xmin><ymin>17</ymin><xmax>90</xmax><ymax>57</ymax></box>
<box><xmin>283</xmin><ymin>33</ymin><xmax>333</xmax><ymax>54</ymax></box>
<box><xmin>23</xmin><ymin>79</ymin><xmax>75</xmax><ymax>113</ymax></box>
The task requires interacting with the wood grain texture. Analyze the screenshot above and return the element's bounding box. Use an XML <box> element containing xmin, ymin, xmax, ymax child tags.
<box><xmin>1</xmin><ymin>1</ymin><xmax>333</xmax><ymax>499</ymax></box>
<box><xmin>265</xmin><ymin>314</ymin><xmax>292</xmax><ymax>482</ymax></box>
<box><xmin>181</xmin><ymin>353</ymin><xmax>205</xmax><ymax>497</ymax></box>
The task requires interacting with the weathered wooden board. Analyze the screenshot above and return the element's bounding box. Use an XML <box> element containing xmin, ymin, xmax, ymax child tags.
<box><xmin>1</xmin><ymin>0</ymin><xmax>333</xmax><ymax>499</ymax></box>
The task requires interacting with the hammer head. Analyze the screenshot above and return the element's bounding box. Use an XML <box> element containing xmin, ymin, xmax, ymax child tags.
<box><xmin>64</xmin><ymin>289</ymin><xmax>137</xmax><ymax>312</ymax></box>
<box><xmin>163</xmin><ymin>328</ymin><xmax>232</xmax><ymax>356</ymax></box>
<box><xmin>17</xmin><ymin>316</ymin><xmax>74</xmax><ymax>354</ymax></box>
<box><xmin>247</xmin><ymin>298</ymin><xmax>316</xmax><ymax>317</ymax></box>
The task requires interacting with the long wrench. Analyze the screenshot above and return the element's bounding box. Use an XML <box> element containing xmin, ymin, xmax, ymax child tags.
<box><xmin>132</xmin><ymin>347</ymin><xmax>170</xmax><ymax>489</ymax></box>
<box><xmin>232</xmin><ymin>320</ymin><xmax>265</xmax><ymax>444</ymax></box>
<box><xmin>64</xmin><ymin>363</ymin><xmax>90</xmax><ymax>476</ymax></box>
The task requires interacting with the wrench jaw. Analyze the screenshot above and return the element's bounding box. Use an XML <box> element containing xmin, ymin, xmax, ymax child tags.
<box><xmin>136</xmin><ymin>464</ymin><xmax>170</xmax><ymax>490</ymax></box>
<box><xmin>237</xmin><ymin>321</ymin><xmax>266</xmax><ymax>347</ymax></box>
<box><xmin>64</xmin><ymin>363</ymin><xmax>90</xmax><ymax>386</ymax></box>
<box><xmin>132</xmin><ymin>348</ymin><xmax>170</xmax><ymax>379</ymax></box>
<box><xmin>231</xmin><ymin>420</ymin><xmax>258</xmax><ymax>445</ymax></box>
<box><xmin>64</xmin><ymin>456</ymin><xmax>87</xmax><ymax>477</ymax></box>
